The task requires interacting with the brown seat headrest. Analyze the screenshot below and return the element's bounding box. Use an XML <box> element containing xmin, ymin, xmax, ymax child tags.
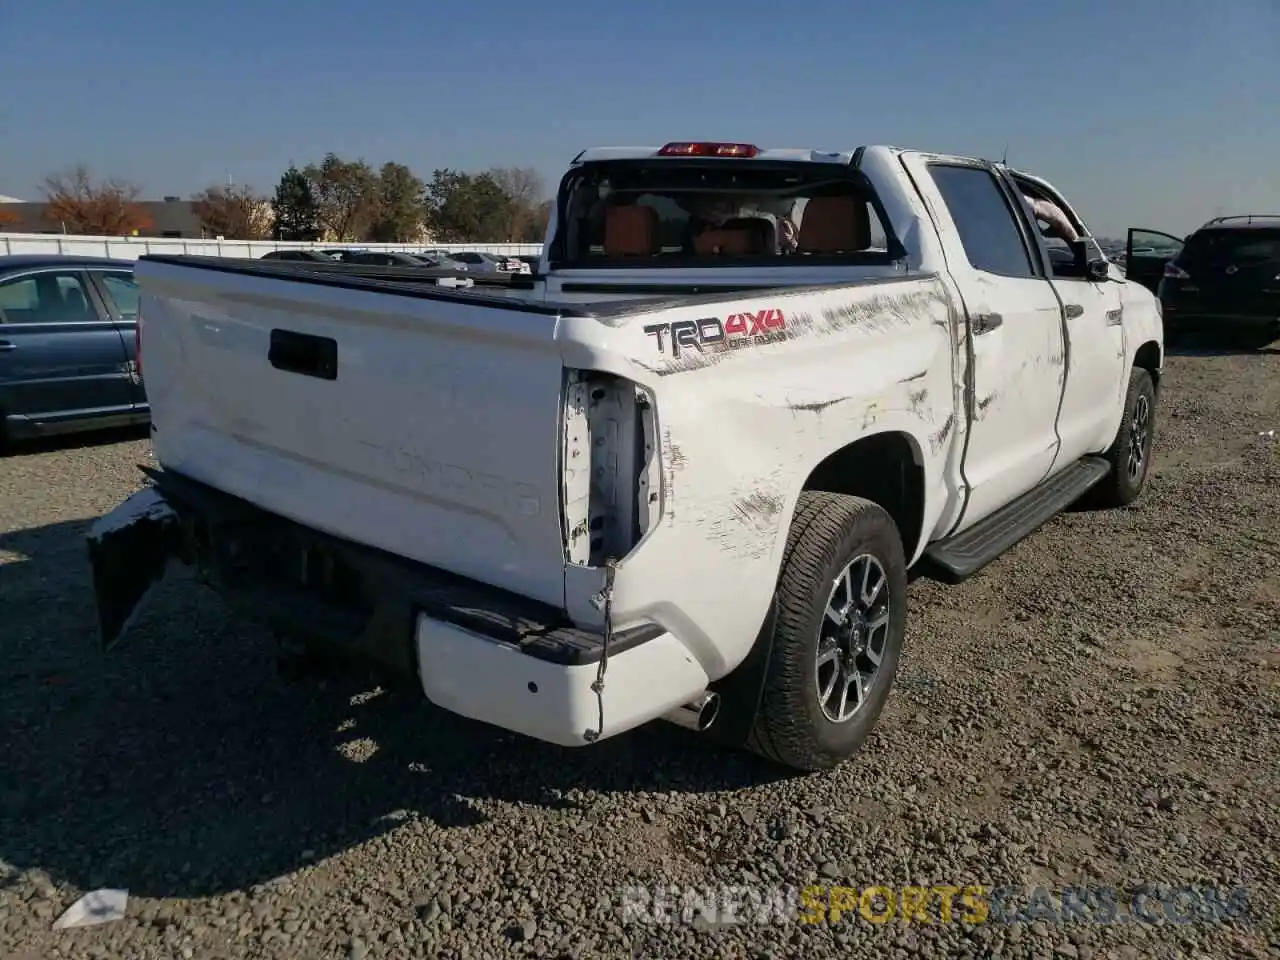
<box><xmin>797</xmin><ymin>195</ymin><xmax>871</xmax><ymax>253</ymax></box>
<box><xmin>603</xmin><ymin>205</ymin><xmax>659</xmax><ymax>257</ymax></box>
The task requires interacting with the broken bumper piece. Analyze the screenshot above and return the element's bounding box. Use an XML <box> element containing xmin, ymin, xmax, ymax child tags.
<box><xmin>86</xmin><ymin>485</ymin><xmax>182</xmax><ymax>651</ymax></box>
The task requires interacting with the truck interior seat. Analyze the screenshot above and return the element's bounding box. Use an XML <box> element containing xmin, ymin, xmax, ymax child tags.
<box><xmin>603</xmin><ymin>205</ymin><xmax>660</xmax><ymax>257</ymax></box>
<box><xmin>693</xmin><ymin>217</ymin><xmax>774</xmax><ymax>256</ymax></box>
<box><xmin>797</xmin><ymin>195</ymin><xmax>871</xmax><ymax>253</ymax></box>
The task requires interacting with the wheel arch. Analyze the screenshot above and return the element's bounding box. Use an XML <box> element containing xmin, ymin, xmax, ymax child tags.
<box><xmin>795</xmin><ymin>429</ymin><xmax>929</xmax><ymax>562</ymax></box>
<box><xmin>1133</xmin><ymin>339</ymin><xmax>1162</xmax><ymax>393</ymax></box>
<box><xmin>706</xmin><ymin>429</ymin><xmax>928</xmax><ymax>753</ymax></box>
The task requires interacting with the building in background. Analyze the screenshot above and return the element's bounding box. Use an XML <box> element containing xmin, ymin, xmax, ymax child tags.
<box><xmin>0</xmin><ymin>196</ymin><xmax>206</xmax><ymax>237</ymax></box>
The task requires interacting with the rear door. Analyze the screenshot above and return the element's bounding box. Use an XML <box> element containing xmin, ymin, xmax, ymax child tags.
<box><xmin>901</xmin><ymin>154</ymin><xmax>1068</xmax><ymax>529</ymax></box>
<box><xmin>89</xmin><ymin>268</ymin><xmax>148</xmax><ymax>406</ymax></box>
<box><xmin>1125</xmin><ymin>228</ymin><xmax>1183</xmax><ymax>294</ymax></box>
<box><xmin>0</xmin><ymin>267</ymin><xmax>134</xmax><ymax>426</ymax></box>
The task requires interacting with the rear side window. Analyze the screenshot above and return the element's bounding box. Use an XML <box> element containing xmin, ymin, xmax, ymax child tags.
<box><xmin>97</xmin><ymin>272</ymin><xmax>139</xmax><ymax>319</ymax></box>
<box><xmin>553</xmin><ymin>160</ymin><xmax>895</xmax><ymax>267</ymax></box>
<box><xmin>1181</xmin><ymin>228</ymin><xmax>1280</xmax><ymax>266</ymax></box>
<box><xmin>928</xmin><ymin>164</ymin><xmax>1035</xmax><ymax>279</ymax></box>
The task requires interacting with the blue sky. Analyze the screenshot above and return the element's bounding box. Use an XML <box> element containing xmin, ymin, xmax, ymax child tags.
<box><xmin>1</xmin><ymin>0</ymin><xmax>1276</xmax><ymax>238</ymax></box>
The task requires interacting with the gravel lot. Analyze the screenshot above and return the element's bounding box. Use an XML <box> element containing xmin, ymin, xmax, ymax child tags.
<box><xmin>1</xmin><ymin>346</ymin><xmax>1277</xmax><ymax>960</ymax></box>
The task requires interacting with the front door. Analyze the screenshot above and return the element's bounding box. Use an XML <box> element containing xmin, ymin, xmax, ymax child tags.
<box><xmin>1125</xmin><ymin>228</ymin><xmax>1184</xmax><ymax>294</ymax></box>
<box><xmin>0</xmin><ymin>268</ymin><xmax>134</xmax><ymax>428</ymax></box>
<box><xmin>902</xmin><ymin>154</ymin><xmax>1068</xmax><ymax>531</ymax></box>
<box><xmin>1006</xmin><ymin>177</ymin><xmax>1128</xmax><ymax>462</ymax></box>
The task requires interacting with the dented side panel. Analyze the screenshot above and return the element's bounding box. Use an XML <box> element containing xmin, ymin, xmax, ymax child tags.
<box><xmin>556</xmin><ymin>275</ymin><xmax>959</xmax><ymax>679</ymax></box>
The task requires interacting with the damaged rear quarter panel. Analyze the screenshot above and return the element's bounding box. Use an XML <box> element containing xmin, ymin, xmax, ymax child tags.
<box><xmin>557</xmin><ymin>276</ymin><xmax>959</xmax><ymax>678</ymax></box>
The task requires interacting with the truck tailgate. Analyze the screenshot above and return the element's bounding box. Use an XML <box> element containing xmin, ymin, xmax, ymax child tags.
<box><xmin>135</xmin><ymin>257</ymin><xmax>570</xmax><ymax>608</ymax></box>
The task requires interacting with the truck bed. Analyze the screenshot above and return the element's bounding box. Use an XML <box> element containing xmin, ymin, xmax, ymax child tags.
<box><xmin>133</xmin><ymin>253</ymin><xmax>928</xmax><ymax>620</ymax></box>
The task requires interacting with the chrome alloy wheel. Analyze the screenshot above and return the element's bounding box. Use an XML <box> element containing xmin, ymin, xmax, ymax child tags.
<box><xmin>815</xmin><ymin>554</ymin><xmax>891</xmax><ymax>723</ymax></box>
<box><xmin>1127</xmin><ymin>392</ymin><xmax>1152</xmax><ymax>482</ymax></box>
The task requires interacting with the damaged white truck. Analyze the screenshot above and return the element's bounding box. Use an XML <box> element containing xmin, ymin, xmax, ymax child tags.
<box><xmin>87</xmin><ymin>142</ymin><xmax>1163</xmax><ymax>772</ymax></box>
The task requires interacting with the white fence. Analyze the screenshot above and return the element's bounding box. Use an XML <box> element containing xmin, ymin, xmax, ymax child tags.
<box><xmin>0</xmin><ymin>232</ymin><xmax>544</xmax><ymax>261</ymax></box>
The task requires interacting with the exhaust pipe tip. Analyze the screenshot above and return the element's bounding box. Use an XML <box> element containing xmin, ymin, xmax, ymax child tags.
<box><xmin>662</xmin><ymin>691</ymin><xmax>721</xmax><ymax>733</ymax></box>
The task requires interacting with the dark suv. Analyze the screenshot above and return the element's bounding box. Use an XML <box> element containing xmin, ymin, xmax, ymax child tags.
<box><xmin>1130</xmin><ymin>216</ymin><xmax>1280</xmax><ymax>348</ymax></box>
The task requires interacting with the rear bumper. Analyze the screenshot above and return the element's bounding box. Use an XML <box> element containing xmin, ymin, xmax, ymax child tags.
<box><xmin>86</xmin><ymin>468</ymin><xmax>705</xmax><ymax>746</ymax></box>
<box><xmin>415</xmin><ymin>619</ymin><xmax>709</xmax><ymax>746</ymax></box>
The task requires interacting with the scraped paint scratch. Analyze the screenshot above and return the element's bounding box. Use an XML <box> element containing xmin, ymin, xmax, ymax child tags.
<box><xmin>929</xmin><ymin>413</ymin><xmax>956</xmax><ymax>454</ymax></box>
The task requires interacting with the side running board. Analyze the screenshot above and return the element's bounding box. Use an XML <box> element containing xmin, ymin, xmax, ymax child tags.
<box><xmin>921</xmin><ymin>456</ymin><xmax>1111</xmax><ymax>584</ymax></box>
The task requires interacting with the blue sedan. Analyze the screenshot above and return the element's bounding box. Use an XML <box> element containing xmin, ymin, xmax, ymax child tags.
<box><xmin>0</xmin><ymin>254</ymin><xmax>148</xmax><ymax>445</ymax></box>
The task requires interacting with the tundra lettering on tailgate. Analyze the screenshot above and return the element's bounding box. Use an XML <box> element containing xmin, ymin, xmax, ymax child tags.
<box><xmin>358</xmin><ymin>439</ymin><xmax>542</xmax><ymax>518</ymax></box>
<box><xmin>644</xmin><ymin>308</ymin><xmax>788</xmax><ymax>359</ymax></box>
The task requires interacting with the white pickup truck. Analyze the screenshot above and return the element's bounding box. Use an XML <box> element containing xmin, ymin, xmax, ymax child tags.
<box><xmin>88</xmin><ymin>142</ymin><xmax>1162</xmax><ymax>772</ymax></box>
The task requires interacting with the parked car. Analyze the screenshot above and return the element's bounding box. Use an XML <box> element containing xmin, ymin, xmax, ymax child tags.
<box><xmin>89</xmin><ymin>141</ymin><xmax>1161</xmax><ymax>773</ymax></box>
<box><xmin>0</xmin><ymin>255</ymin><xmax>147</xmax><ymax>445</ymax></box>
<box><xmin>1133</xmin><ymin>215</ymin><xmax>1280</xmax><ymax>348</ymax></box>
<box><xmin>407</xmin><ymin>253</ymin><xmax>470</xmax><ymax>271</ymax></box>
<box><xmin>316</xmin><ymin>249</ymin><xmax>470</xmax><ymax>272</ymax></box>
<box><xmin>440</xmin><ymin>250</ymin><xmax>531</xmax><ymax>275</ymax></box>
<box><xmin>260</xmin><ymin>250</ymin><xmax>338</xmax><ymax>263</ymax></box>
<box><xmin>335</xmin><ymin>251</ymin><xmax>441</xmax><ymax>267</ymax></box>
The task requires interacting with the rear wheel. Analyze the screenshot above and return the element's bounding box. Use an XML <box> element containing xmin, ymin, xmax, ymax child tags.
<box><xmin>1089</xmin><ymin>367</ymin><xmax>1156</xmax><ymax>509</ymax></box>
<box><xmin>746</xmin><ymin>493</ymin><xmax>908</xmax><ymax>772</ymax></box>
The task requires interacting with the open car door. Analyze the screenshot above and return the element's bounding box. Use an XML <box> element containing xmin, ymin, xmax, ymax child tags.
<box><xmin>1125</xmin><ymin>228</ymin><xmax>1184</xmax><ymax>294</ymax></box>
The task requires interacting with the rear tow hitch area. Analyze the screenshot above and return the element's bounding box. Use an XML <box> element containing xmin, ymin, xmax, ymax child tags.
<box><xmin>86</xmin><ymin>485</ymin><xmax>182</xmax><ymax>651</ymax></box>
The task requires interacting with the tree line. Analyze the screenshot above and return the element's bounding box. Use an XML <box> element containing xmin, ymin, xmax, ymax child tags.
<box><xmin>19</xmin><ymin>156</ymin><xmax>554</xmax><ymax>243</ymax></box>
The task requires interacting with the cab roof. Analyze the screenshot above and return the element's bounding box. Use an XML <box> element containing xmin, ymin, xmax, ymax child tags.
<box><xmin>570</xmin><ymin>145</ymin><xmax>861</xmax><ymax>166</ymax></box>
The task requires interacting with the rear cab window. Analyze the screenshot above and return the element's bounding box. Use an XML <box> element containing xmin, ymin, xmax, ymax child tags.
<box><xmin>549</xmin><ymin>155</ymin><xmax>899</xmax><ymax>269</ymax></box>
<box><xmin>1179</xmin><ymin>227</ymin><xmax>1280</xmax><ymax>269</ymax></box>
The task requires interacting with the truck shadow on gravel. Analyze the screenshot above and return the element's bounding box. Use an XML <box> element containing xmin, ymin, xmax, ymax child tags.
<box><xmin>0</xmin><ymin>517</ymin><xmax>787</xmax><ymax>902</ymax></box>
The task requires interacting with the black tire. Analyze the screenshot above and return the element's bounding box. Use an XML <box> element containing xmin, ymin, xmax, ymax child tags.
<box><xmin>1089</xmin><ymin>367</ymin><xmax>1156</xmax><ymax>509</ymax></box>
<box><xmin>746</xmin><ymin>492</ymin><xmax>908</xmax><ymax>772</ymax></box>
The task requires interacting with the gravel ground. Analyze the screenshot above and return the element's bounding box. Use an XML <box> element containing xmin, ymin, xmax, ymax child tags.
<box><xmin>1</xmin><ymin>346</ymin><xmax>1278</xmax><ymax>960</ymax></box>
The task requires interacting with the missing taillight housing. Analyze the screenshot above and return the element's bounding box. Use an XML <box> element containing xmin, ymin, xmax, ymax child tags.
<box><xmin>561</xmin><ymin>371</ymin><xmax>660</xmax><ymax>567</ymax></box>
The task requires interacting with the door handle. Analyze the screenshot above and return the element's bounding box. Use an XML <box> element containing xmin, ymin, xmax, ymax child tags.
<box><xmin>972</xmin><ymin>313</ymin><xmax>1003</xmax><ymax>336</ymax></box>
<box><xmin>0</xmin><ymin>341</ymin><xmax>16</xmax><ymax>352</ymax></box>
<box><xmin>1064</xmin><ymin>303</ymin><xmax>1084</xmax><ymax>319</ymax></box>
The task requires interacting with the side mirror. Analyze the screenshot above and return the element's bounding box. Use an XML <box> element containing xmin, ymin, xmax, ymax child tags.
<box><xmin>1086</xmin><ymin>257</ymin><xmax>1111</xmax><ymax>282</ymax></box>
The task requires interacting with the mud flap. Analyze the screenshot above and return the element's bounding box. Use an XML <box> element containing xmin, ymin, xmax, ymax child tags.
<box><xmin>86</xmin><ymin>485</ymin><xmax>182</xmax><ymax>651</ymax></box>
<box><xmin>703</xmin><ymin>597</ymin><xmax>778</xmax><ymax>749</ymax></box>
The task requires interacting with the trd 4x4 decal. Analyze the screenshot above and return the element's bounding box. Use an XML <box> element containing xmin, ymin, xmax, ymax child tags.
<box><xmin>643</xmin><ymin>308</ymin><xmax>788</xmax><ymax>359</ymax></box>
